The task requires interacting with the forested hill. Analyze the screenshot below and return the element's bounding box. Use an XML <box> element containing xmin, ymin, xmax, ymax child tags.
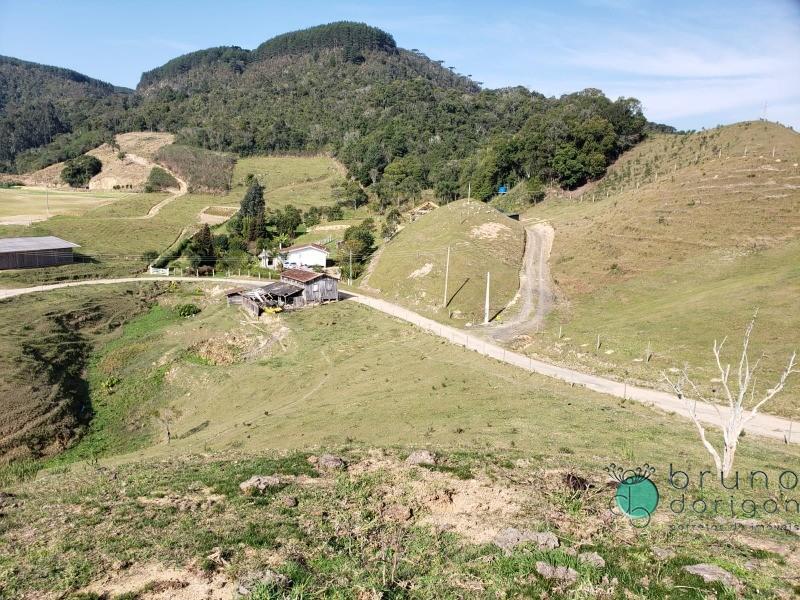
<box><xmin>1</xmin><ymin>21</ymin><xmax>651</xmax><ymax>201</ymax></box>
<box><xmin>0</xmin><ymin>56</ymin><xmax>131</xmax><ymax>172</ymax></box>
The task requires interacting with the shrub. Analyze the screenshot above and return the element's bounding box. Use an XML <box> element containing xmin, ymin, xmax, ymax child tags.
<box><xmin>144</xmin><ymin>167</ymin><xmax>179</xmax><ymax>192</ymax></box>
<box><xmin>60</xmin><ymin>155</ymin><xmax>102</xmax><ymax>187</ymax></box>
<box><xmin>141</xmin><ymin>250</ymin><xmax>159</xmax><ymax>263</ymax></box>
<box><xmin>175</xmin><ymin>303</ymin><xmax>201</xmax><ymax>318</ymax></box>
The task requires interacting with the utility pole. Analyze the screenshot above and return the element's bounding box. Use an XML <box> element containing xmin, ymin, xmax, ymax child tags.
<box><xmin>484</xmin><ymin>271</ymin><xmax>490</xmax><ymax>324</ymax></box>
<box><xmin>45</xmin><ymin>189</ymin><xmax>50</xmax><ymax>219</ymax></box>
<box><xmin>467</xmin><ymin>182</ymin><xmax>471</xmax><ymax>200</ymax></box>
<box><xmin>443</xmin><ymin>245</ymin><xmax>451</xmax><ymax>307</ymax></box>
<box><xmin>349</xmin><ymin>249</ymin><xmax>353</xmax><ymax>286</ymax></box>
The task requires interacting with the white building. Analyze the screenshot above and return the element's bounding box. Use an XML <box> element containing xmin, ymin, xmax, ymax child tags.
<box><xmin>281</xmin><ymin>243</ymin><xmax>329</xmax><ymax>268</ymax></box>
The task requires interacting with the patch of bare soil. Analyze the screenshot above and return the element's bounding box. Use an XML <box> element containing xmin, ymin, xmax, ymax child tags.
<box><xmin>87</xmin><ymin>143</ymin><xmax>151</xmax><ymax>191</ymax></box>
<box><xmin>137</xmin><ymin>486</ymin><xmax>226</xmax><ymax>512</ymax></box>
<box><xmin>192</xmin><ymin>322</ymin><xmax>290</xmax><ymax>365</ymax></box>
<box><xmin>408</xmin><ymin>262</ymin><xmax>433</xmax><ymax>279</ymax></box>
<box><xmin>116</xmin><ymin>132</ymin><xmax>176</xmax><ymax>160</ymax></box>
<box><xmin>470</xmin><ymin>221</ymin><xmax>512</xmax><ymax>240</ymax></box>
<box><xmin>349</xmin><ymin>452</ymin><xmax>613</xmax><ymax>547</ymax></box>
<box><xmin>80</xmin><ymin>562</ymin><xmax>231</xmax><ymax>600</ymax></box>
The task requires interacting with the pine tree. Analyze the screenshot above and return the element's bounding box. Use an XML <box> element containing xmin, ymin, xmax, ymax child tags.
<box><xmin>193</xmin><ymin>224</ymin><xmax>216</xmax><ymax>265</ymax></box>
<box><xmin>247</xmin><ymin>210</ymin><xmax>266</xmax><ymax>242</ymax></box>
<box><xmin>240</xmin><ymin>180</ymin><xmax>265</xmax><ymax>218</ymax></box>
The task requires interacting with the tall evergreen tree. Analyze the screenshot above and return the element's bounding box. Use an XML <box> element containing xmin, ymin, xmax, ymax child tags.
<box><xmin>240</xmin><ymin>180</ymin><xmax>265</xmax><ymax>218</ymax></box>
<box><xmin>191</xmin><ymin>224</ymin><xmax>216</xmax><ymax>266</ymax></box>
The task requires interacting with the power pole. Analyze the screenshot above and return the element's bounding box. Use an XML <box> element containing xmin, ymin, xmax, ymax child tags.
<box><xmin>443</xmin><ymin>245</ymin><xmax>451</xmax><ymax>307</ymax></box>
<box><xmin>45</xmin><ymin>189</ymin><xmax>50</xmax><ymax>218</ymax></box>
<box><xmin>467</xmin><ymin>182</ymin><xmax>471</xmax><ymax>200</ymax></box>
<box><xmin>349</xmin><ymin>249</ymin><xmax>353</xmax><ymax>286</ymax></box>
<box><xmin>484</xmin><ymin>271</ymin><xmax>490</xmax><ymax>324</ymax></box>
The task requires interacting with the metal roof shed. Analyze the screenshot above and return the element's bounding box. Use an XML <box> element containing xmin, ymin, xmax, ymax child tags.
<box><xmin>0</xmin><ymin>236</ymin><xmax>80</xmax><ymax>270</ymax></box>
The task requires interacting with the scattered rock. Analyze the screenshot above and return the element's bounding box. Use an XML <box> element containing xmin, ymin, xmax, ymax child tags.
<box><xmin>406</xmin><ymin>450</ymin><xmax>437</xmax><ymax>466</ymax></box>
<box><xmin>282</xmin><ymin>496</ymin><xmax>299</xmax><ymax>508</ymax></box>
<box><xmin>317</xmin><ymin>454</ymin><xmax>346</xmax><ymax>470</ymax></box>
<box><xmin>578</xmin><ymin>552</ymin><xmax>606</xmax><ymax>568</ymax></box>
<box><xmin>235</xmin><ymin>569</ymin><xmax>290</xmax><ymax>597</ymax></box>
<box><xmin>239</xmin><ymin>475</ymin><xmax>281</xmax><ymax>495</ymax></box>
<box><xmin>652</xmin><ymin>547</ymin><xmax>676</xmax><ymax>561</ymax></box>
<box><xmin>384</xmin><ymin>504</ymin><xmax>413</xmax><ymax>522</ymax></box>
<box><xmin>493</xmin><ymin>528</ymin><xmax>559</xmax><ymax>553</ymax></box>
<box><xmin>306</xmin><ymin>455</ymin><xmax>319</xmax><ymax>465</ymax></box>
<box><xmin>535</xmin><ymin>561</ymin><xmax>579</xmax><ymax>585</ymax></box>
<box><xmin>683</xmin><ymin>564</ymin><xmax>740</xmax><ymax>588</ymax></box>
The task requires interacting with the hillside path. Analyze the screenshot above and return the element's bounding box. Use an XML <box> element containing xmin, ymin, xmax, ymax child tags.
<box><xmin>0</xmin><ymin>276</ymin><xmax>796</xmax><ymax>444</ymax></box>
<box><xmin>490</xmin><ymin>222</ymin><xmax>554</xmax><ymax>341</ymax></box>
<box><xmin>126</xmin><ymin>153</ymin><xmax>188</xmax><ymax>219</ymax></box>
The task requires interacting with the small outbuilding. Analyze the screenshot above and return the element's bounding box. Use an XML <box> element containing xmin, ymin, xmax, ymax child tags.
<box><xmin>0</xmin><ymin>236</ymin><xmax>80</xmax><ymax>270</ymax></box>
<box><xmin>234</xmin><ymin>268</ymin><xmax>339</xmax><ymax>317</ymax></box>
<box><xmin>280</xmin><ymin>268</ymin><xmax>339</xmax><ymax>304</ymax></box>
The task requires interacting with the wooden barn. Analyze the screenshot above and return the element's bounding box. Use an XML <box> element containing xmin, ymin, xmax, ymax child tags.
<box><xmin>232</xmin><ymin>268</ymin><xmax>339</xmax><ymax>317</ymax></box>
<box><xmin>0</xmin><ymin>236</ymin><xmax>80</xmax><ymax>270</ymax></box>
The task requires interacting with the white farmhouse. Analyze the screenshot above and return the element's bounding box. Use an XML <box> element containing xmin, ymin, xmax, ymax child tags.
<box><xmin>281</xmin><ymin>243</ymin><xmax>329</xmax><ymax>268</ymax></box>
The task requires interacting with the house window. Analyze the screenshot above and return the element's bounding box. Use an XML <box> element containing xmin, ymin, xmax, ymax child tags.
<box><xmin>312</xmin><ymin>284</ymin><xmax>319</xmax><ymax>291</ymax></box>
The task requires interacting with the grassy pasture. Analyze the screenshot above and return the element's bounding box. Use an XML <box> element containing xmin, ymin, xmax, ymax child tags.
<box><xmin>1</xmin><ymin>285</ymin><xmax>799</xmax><ymax>597</ymax></box>
<box><xmin>512</xmin><ymin>122</ymin><xmax>800</xmax><ymax>419</ymax></box>
<box><xmin>365</xmin><ymin>199</ymin><xmax>524</xmax><ymax>325</ymax></box>
<box><xmin>0</xmin><ymin>186</ymin><xmax>124</xmax><ymax>224</ymax></box>
<box><xmin>231</xmin><ymin>155</ymin><xmax>343</xmax><ymax>210</ymax></box>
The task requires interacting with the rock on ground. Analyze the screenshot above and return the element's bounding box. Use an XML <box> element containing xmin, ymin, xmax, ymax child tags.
<box><xmin>316</xmin><ymin>454</ymin><xmax>347</xmax><ymax>470</ymax></box>
<box><xmin>239</xmin><ymin>475</ymin><xmax>281</xmax><ymax>495</ymax></box>
<box><xmin>535</xmin><ymin>562</ymin><xmax>579</xmax><ymax>585</ymax></box>
<box><xmin>405</xmin><ymin>450</ymin><xmax>437</xmax><ymax>466</ymax></box>
<box><xmin>235</xmin><ymin>569</ymin><xmax>290</xmax><ymax>598</ymax></box>
<box><xmin>493</xmin><ymin>528</ymin><xmax>559</xmax><ymax>553</ymax></box>
<box><xmin>683</xmin><ymin>564</ymin><xmax>740</xmax><ymax>588</ymax></box>
<box><xmin>577</xmin><ymin>551</ymin><xmax>605</xmax><ymax>568</ymax></box>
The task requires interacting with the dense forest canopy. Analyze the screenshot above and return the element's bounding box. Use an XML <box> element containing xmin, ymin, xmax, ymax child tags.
<box><xmin>0</xmin><ymin>21</ymin><xmax>653</xmax><ymax>196</ymax></box>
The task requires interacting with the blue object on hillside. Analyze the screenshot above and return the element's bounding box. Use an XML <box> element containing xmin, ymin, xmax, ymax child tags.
<box><xmin>498</xmin><ymin>185</ymin><xmax>508</xmax><ymax>194</ymax></box>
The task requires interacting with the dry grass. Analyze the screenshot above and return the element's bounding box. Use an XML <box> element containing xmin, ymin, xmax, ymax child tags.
<box><xmin>514</xmin><ymin>121</ymin><xmax>800</xmax><ymax>418</ymax></box>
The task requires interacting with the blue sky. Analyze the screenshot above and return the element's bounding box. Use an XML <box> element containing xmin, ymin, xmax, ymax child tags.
<box><xmin>1</xmin><ymin>0</ymin><xmax>798</xmax><ymax>130</ymax></box>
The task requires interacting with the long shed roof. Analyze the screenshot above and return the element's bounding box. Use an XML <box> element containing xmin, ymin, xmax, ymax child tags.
<box><xmin>0</xmin><ymin>236</ymin><xmax>80</xmax><ymax>253</ymax></box>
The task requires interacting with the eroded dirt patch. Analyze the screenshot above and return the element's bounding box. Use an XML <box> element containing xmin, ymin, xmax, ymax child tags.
<box><xmin>80</xmin><ymin>563</ymin><xmax>230</xmax><ymax>600</ymax></box>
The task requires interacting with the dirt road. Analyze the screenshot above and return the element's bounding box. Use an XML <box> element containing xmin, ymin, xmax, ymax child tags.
<box><xmin>126</xmin><ymin>153</ymin><xmax>188</xmax><ymax>219</ymax></box>
<box><xmin>490</xmin><ymin>222</ymin><xmax>554</xmax><ymax>341</ymax></box>
<box><xmin>0</xmin><ymin>276</ymin><xmax>795</xmax><ymax>443</ymax></box>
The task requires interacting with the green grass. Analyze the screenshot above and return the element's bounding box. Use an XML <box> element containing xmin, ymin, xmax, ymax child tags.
<box><xmin>2</xmin><ymin>284</ymin><xmax>799</xmax><ymax>597</ymax></box>
<box><xmin>0</xmin><ymin>285</ymin><xmax>161</xmax><ymax>463</ymax></box>
<box><xmin>231</xmin><ymin>155</ymin><xmax>343</xmax><ymax>210</ymax></box>
<box><xmin>364</xmin><ymin>199</ymin><xmax>524</xmax><ymax>325</ymax></box>
<box><xmin>0</xmin><ymin>186</ymin><xmax>129</xmax><ymax>222</ymax></box>
<box><xmin>34</xmin><ymin>289</ymin><xmax>798</xmax><ymax>477</ymax></box>
<box><xmin>514</xmin><ymin>122</ymin><xmax>800</xmax><ymax>418</ymax></box>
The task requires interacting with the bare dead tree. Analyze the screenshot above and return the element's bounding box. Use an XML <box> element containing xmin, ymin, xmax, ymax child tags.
<box><xmin>662</xmin><ymin>311</ymin><xmax>797</xmax><ymax>477</ymax></box>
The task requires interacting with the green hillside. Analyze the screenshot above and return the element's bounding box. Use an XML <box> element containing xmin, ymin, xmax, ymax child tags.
<box><xmin>517</xmin><ymin>121</ymin><xmax>800</xmax><ymax>417</ymax></box>
<box><xmin>364</xmin><ymin>199</ymin><xmax>524</xmax><ymax>324</ymax></box>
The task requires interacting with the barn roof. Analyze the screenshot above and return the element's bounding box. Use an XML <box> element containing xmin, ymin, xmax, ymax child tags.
<box><xmin>280</xmin><ymin>268</ymin><xmax>326</xmax><ymax>283</ymax></box>
<box><xmin>260</xmin><ymin>281</ymin><xmax>304</xmax><ymax>297</ymax></box>
<box><xmin>282</xmin><ymin>243</ymin><xmax>330</xmax><ymax>255</ymax></box>
<box><xmin>0</xmin><ymin>236</ymin><xmax>80</xmax><ymax>253</ymax></box>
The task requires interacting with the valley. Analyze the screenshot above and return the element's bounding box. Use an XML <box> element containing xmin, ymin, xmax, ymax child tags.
<box><xmin>1</xmin><ymin>17</ymin><xmax>799</xmax><ymax>600</ymax></box>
